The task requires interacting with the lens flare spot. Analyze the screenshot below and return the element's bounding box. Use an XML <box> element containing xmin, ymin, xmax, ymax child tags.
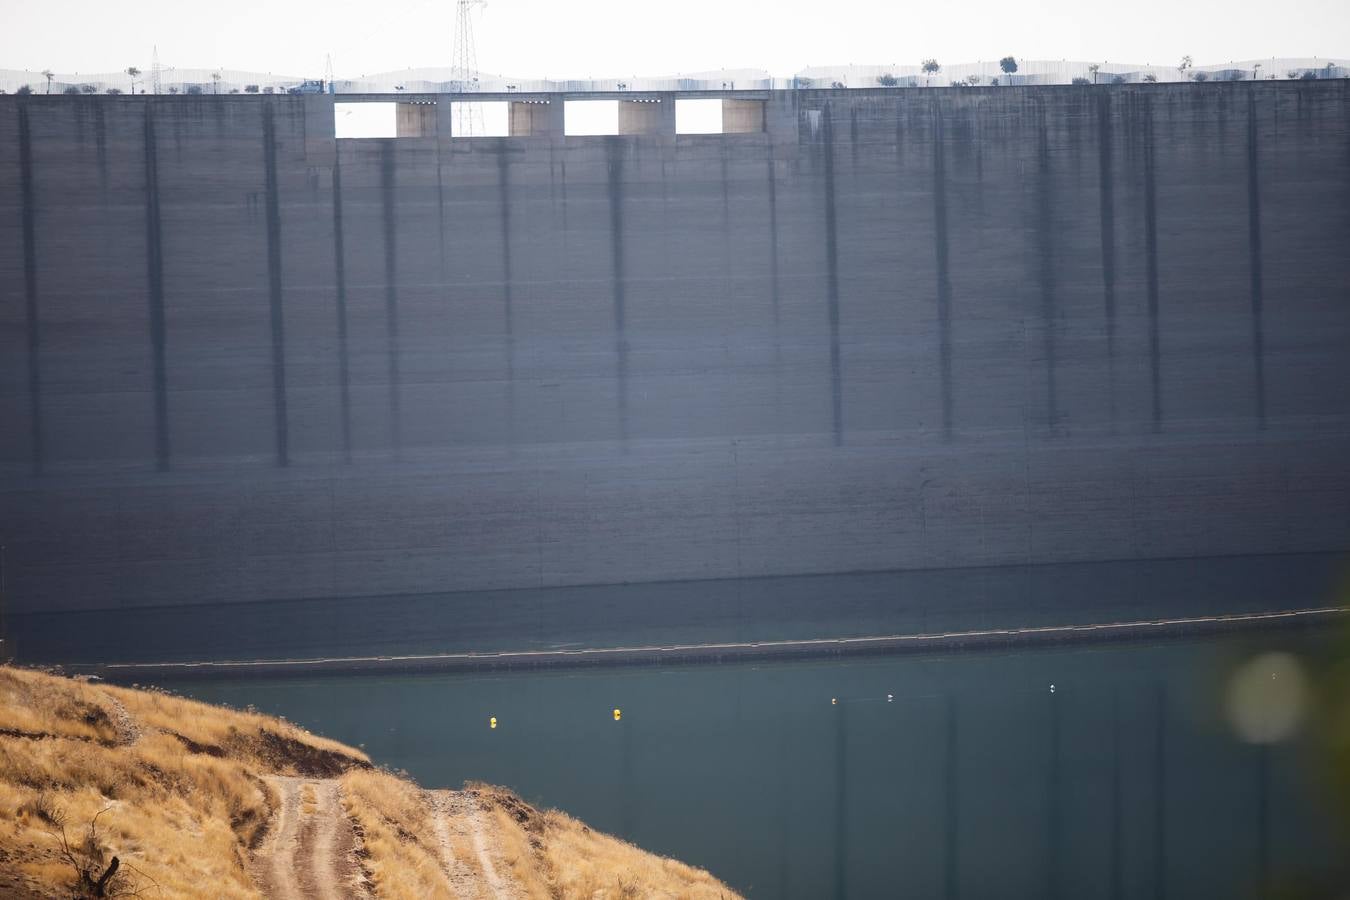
<box><xmin>1226</xmin><ymin>652</ymin><xmax>1307</xmax><ymax>744</ymax></box>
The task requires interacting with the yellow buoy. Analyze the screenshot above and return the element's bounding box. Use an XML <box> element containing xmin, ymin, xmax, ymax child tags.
<box><xmin>489</xmin><ymin>716</ymin><xmax>498</xmax><ymax>729</ymax></box>
<box><xmin>613</xmin><ymin>708</ymin><xmax>622</xmax><ymax>721</ymax></box>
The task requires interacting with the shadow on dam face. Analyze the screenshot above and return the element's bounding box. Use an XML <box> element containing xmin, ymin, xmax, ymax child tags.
<box><xmin>1</xmin><ymin>82</ymin><xmax>1349</xmax><ymax>615</ymax></box>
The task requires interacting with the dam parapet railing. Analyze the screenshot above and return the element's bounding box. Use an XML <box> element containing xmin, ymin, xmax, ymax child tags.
<box><xmin>3</xmin><ymin>57</ymin><xmax>1345</xmax><ymax>96</ymax></box>
<box><xmin>9</xmin><ymin>79</ymin><xmax>1346</xmax><ymax>148</ymax></box>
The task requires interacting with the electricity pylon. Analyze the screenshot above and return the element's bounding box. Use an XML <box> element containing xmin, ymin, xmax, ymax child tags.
<box><xmin>452</xmin><ymin>0</ymin><xmax>488</xmax><ymax>135</ymax></box>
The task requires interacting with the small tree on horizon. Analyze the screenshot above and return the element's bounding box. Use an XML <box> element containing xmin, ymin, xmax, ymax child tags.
<box><xmin>999</xmin><ymin>56</ymin><xmax>1017</xmax><ymax>84</ymax></box>
<box><xmin>126</xmin><ymin>66</ymin><xmax>141</xmax><ymax>95</ymax></box>
<box><xmin>1143</xmin><ymin>73</ymin><xmax>1158</xmax><ymax>83</ymax></box>
<box><xmin>1088</xmin><ymin>63</ymin><xmax>1100</xmax><ymax>84</ymax></box>
<box><xmin>211</xmin><ymin>71</ymin><xmax>222</xmax><ymax>94</ymax></box>
<box><xmin>876</xmin><ymin>73</ymin><xmax>899</xmax><ymax>87</ymax></box>
<box><xmin>1071</xmin><ymin>76</ymin><xmax>1091</xmax><ymax>85</ymax></box>
<box><xmin>921</xmin><ymin>59</ymin><xmax>940</xmax><ymax>86</ymax></box>
<box><xmin>16</xmin><ymin>84</ymin><xmax>33</xmax><ymax>95</ymax></box>
<box><xmin>1191</xmin><ymin>71</ymin><xmax>1209</xmax><ymax>83</ymax></box>
<box><xmin>1179</xmin><ymin>55</ymin><xmax>1193</xmax><ymax>74</ymax></box>
<box><xmin>42</xmin><ymin>69</ymin><xmax>54</xmax><ymax>93</ymax></box>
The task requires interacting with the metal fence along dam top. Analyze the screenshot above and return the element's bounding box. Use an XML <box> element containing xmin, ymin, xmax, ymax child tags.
<box><xmin>1</xmin><ymin>82</ymin><xmax>1349</xmax><ymax>615</ymax></box>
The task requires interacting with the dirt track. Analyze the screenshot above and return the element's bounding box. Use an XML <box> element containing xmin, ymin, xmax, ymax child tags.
<box><xmin>250</xmin><ymin>777</ymin><xmax>520</xmax><ymax>900</ymax></box>
<box><xmin>252</xmin><ymin>776</ymin><xmax>369</xmax><ymax>900</ymax></box>
<box><xmin>429</xmin><ymin>789</ymin><xmax>521</xmax><ymax>900</ymax></box>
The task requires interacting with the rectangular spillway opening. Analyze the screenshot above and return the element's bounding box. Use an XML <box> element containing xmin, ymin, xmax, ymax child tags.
<box><xmin>450</xmin><ymin>101</ymin><xmax>509</xmax><ymax>137</ymax></box>
<box><xmin>565</xmin><ymin>100</ymin><xmax>619</xmax><ymax>135</ymax></box>
<box><xmin>335</xmin><ymin>102</ymin><xmax>396</xmax><ymax>139</ymax></box>
<box><xmin>676</xmin><ymin>98</ymin><xmax>722</xmax><ymax>134</ymax></box>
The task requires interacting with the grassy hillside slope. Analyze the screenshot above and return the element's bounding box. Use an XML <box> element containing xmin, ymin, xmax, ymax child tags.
<box><xmin>0</xmin><ymin>666</ymin><xmax>737</xmax><ymax>899</ymax></box>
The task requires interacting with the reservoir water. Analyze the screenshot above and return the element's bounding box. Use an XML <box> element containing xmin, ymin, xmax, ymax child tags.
<box><xmin>161</xmin><ymin>633</ymin><xmax>1346</xmax><ymax>899</ymax></box>
<box><xmin>13</xmin><ymin>553</ymin><xmax>1348</xmax><ymax>895</ymax></box>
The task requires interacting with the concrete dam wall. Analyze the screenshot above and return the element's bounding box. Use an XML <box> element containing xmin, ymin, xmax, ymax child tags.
<box><xmin>2</xmin><ymin>83</ymin><xmax>1349</xmax><ymax>614</ymax></box>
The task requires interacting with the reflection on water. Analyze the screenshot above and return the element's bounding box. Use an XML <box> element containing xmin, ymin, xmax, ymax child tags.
<box><xmin>164</xmin><ymin>634</ymin><xmax>1346</xmax><ymax>899</ymax></box>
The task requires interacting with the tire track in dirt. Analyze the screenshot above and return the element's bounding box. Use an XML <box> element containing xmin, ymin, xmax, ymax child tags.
<box><xmin>430</xmin><ymin>789</ymin><xmax>520</xmax><ymax>900</ymax></box>
<box><xmin>430</xmin><ymin>790</ymin><xmax>479</xmax><ymax>900</ymax></box>
<box><xmin>253</xmin><ymin>776</ymin><xmax>369</xmax><ymax>900</ymax></box>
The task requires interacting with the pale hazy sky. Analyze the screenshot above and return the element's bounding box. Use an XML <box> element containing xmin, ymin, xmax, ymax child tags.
<box><xmin>4</xmin><ymin>0</ymin><xmax>1347</xmax><ymax>78</ymax></box>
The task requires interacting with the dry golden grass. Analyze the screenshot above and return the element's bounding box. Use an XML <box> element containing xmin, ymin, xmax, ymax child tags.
<box><xmin>100</xmin><ymin>678</ymin><xmax>364</xmax><ymax>771</ymax></box>
<box><xmin>339</xmin><ymin>769</ymin><xmax>453</xmax><ymax>900</ymax></box>
<box><xmin>0</xmin><ymin>666</ymin><xmax>367</xmax><ymax>899</ymax></box>
<box><xmin>0</xmin><ymin>666</ymin><xmax>740</xmax><ymax>900</ymax></box>
<box><xmin>473</xmin><ymin>784</ymin><xmax>739</xmax><ymax>900</ymax></box>
<box><xmin>0</xmin><ymin>667</ymin><xmax>120</xmax><ymax>745</ymax></box>
<box><xmin>479</xmin><ymin>790</ymin><xmax>554</xmax><ymax>897</ymax></box>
